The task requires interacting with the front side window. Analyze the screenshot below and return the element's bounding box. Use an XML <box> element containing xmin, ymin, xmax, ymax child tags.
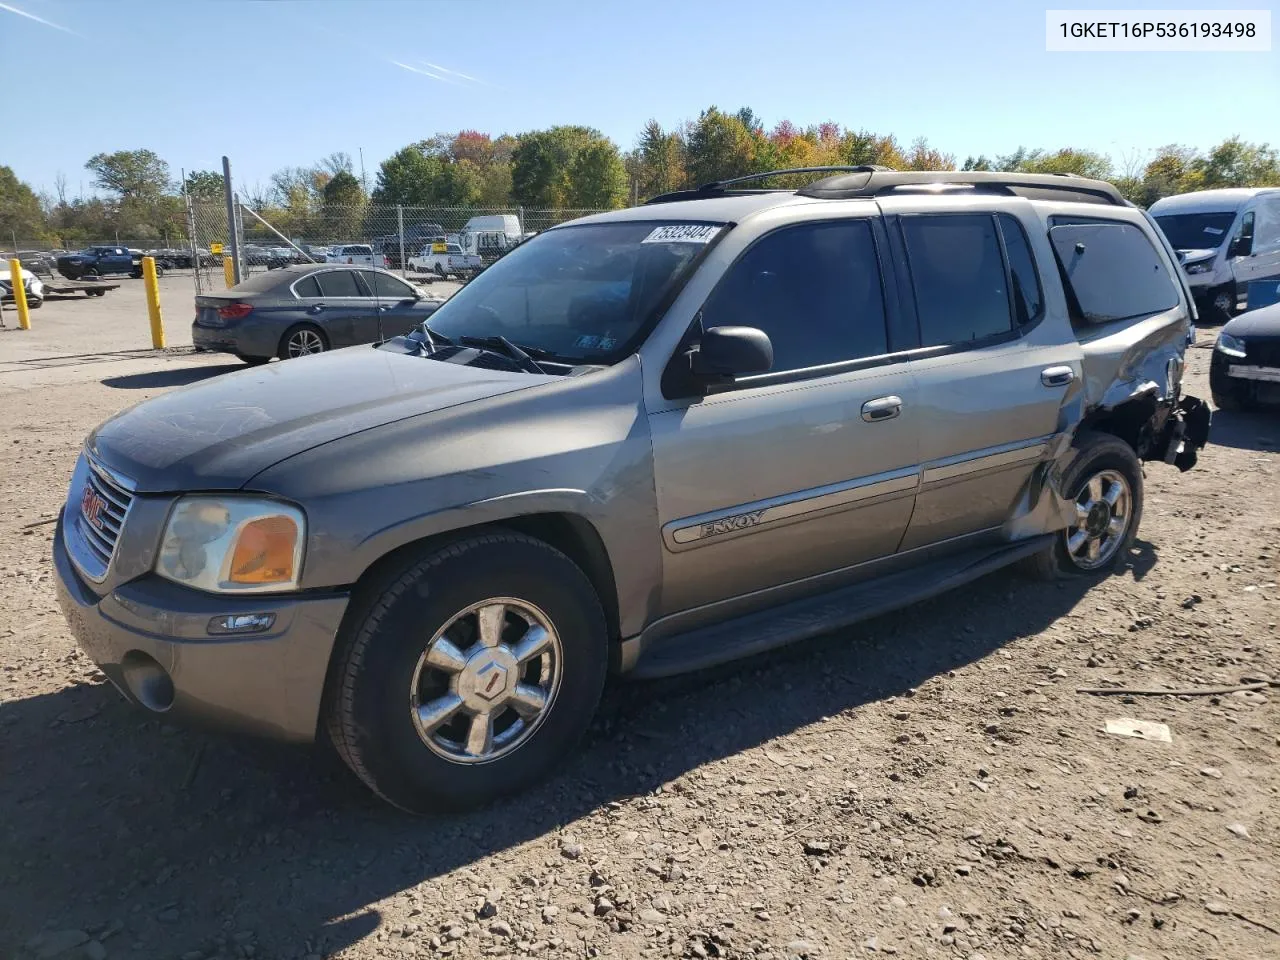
<box><xmin>316</xmin><ymin>270</ymin><xmax>363</xmax><ymax>298</ymax></box>
<box><xmin>359</xmin><ymin>270</ymin><xmax>415</xmax><ymax>299</ymax></box>
<box><xmin>423</xmin><ymin>221</ymin><xmax>714</xmax><ymax>363</ymax></box>
<box><xmin>901</xmin><ymin>214</ymin><xmax>1013</xmax><ymax>346</ymax></box>
<box><xmin>1049</xmin><ymin>218</ymin><xmax>1180</xmax><ymax>324</ymax></box>
<box><xmin>699</xmin><ymin>220</ymin><xmax>889</xmax><ymax>372</ymax></box>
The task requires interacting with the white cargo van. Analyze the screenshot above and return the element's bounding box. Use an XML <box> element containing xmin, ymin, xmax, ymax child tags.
<box><xmin>1149</xmin><ymin>187</ymin><xmax>1280</xmax><ymax>319</ymax></box>
<box><xmin>455</xmin><ymin>214</ymin><xmax>524</xmax><ymax>262</ymax></box>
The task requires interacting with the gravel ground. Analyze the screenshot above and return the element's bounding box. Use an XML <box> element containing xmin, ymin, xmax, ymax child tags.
<box><xmin>0</xmin><ymin>302</ymin><xmax>1276</xmax><ymax>960</ymax></box>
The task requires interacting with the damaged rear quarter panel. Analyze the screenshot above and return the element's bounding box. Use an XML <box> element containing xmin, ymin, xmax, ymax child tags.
<box><xmin>1077</xmin><ymin>307</ymin><xmax>1190</xmax><ymax>412</ymax></box>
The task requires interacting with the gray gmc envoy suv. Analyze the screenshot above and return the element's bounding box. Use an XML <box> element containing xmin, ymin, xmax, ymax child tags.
<box><xmin>54</xmin><ymin>168</ymin><xmax>1210</xmax><ymax>812</ymax></box>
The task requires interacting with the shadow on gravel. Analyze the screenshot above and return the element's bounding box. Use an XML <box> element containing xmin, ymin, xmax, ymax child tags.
<box><xmin>0</xmin><ymin>542</ymin><xmax>1157</xmax><ymax>960</ymax></box>
<box><xmin>101</xmin><ymin>364</ymin><xmax>243</xmax><ymax>390</ymax></box>
<box><xmin>1208</xmin><ymin>407</ymin><xmax>1280</xmax><ymax>453</ymax></box>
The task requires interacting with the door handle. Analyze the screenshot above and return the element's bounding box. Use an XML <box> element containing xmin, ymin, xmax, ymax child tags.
<box><xmin>861</xmin><ymin>396</ymin><xmax>903</xmax><ymax>422</ymax></box>
<box><xmin>377</xmin><ymin>304</ymin><xmax>391</xmax><ymax>312</ymax></box>
<box><xmin>308</xmin><ymin>303</ymin><xmax>325</xmax><ymax>314</ymax></box>
<box><xmin>1041</xmin><ymin>366</ymin><xmax>1075</xmax><ymax>387</ymax></box>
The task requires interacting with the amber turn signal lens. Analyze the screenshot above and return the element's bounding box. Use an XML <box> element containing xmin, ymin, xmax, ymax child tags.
<box><xmin>227</xmin><ymin>516</ymin><xmax>298</xmax><ymax>585</ymax></box>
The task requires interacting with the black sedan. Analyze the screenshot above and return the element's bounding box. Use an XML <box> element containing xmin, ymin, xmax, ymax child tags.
<box><xmin>192</xmin><ymin>264</ymin><xmax>444</xmax><ymax>365</ymax></box>
<box><xmin>1210</xmin><ymin>301</ymin><xmax>1280</xmax><ymax>410</ymax></box>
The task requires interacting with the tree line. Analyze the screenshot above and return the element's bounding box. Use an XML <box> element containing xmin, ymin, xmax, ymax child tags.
<box><xmin>3</xmin><ymin>106</ymin><xmax>1278</xmax><ymax>247</ymax></box>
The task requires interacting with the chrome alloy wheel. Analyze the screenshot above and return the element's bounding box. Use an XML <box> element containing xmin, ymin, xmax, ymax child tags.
<box><xmin>286</xmin><ymin>328</ymin><xmax>325</xmax><ymax>357</ymax></box>
<box><xmin>409</xmin><ymin>598</ymin><xmax>563</xmax><ymax>764</ymax></box>
<box><xmin>1212</xmin><ymin>289</ymin><xmax>1233</xmax><ymax>316</ymax></box>
<box><xmin>1066</xmin><ymin>469</ymin><xmax>1132</xmax><ymax>570</ymax></box>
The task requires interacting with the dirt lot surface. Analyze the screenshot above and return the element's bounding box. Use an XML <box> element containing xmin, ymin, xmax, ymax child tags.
<box><xmin>1</xmin><ymin>291</ymin><xmax>1276</xmax><ymax>960</ymax></box>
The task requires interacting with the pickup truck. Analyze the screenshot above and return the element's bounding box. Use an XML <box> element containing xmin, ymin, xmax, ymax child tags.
<box><xmin>325</xmin><ymin>244</ymin><xmax>388</xmax><ymax>269</ymax></box>
<box><xmin>56</xmin><ymin>246</ymin><xmax>155</xmax><ymax>281</ymax></box>
<box><xmin>408</xmin><ymin>241</ymin><xmax>482</xmax><ymax>280</ymax></box>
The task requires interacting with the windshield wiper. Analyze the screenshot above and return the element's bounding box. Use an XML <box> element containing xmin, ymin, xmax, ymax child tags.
<box><xmin>404</xmin><ymin>322</ymin><xmax>454</xmax><ymax>355</ymax></box>
<box><xmin>458</xmin><ymin>335</ymin><xmax>549</xmax><ymax>374</ymax></box>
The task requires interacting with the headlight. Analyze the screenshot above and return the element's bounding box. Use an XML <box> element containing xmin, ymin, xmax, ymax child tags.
<box><xmin>1185</xmin><ymin>261</ymin><xmax>1212</xmax><ymax>275</ymax></box>
<box><xmin>1215</xmin><ymin>332</ymin><xmax>1247</xmax><ymax>359</ymax></box>
<box><xmin>156</xmin><ymin>496</ymin><xmax>305</xmax><ymax>593</ymax></box>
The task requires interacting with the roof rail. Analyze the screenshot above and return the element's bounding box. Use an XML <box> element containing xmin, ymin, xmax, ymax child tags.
<box><xmin>644</xmin><ymin>165</ymin><xmax>894</xmax><ymax>205</ymax></box>
<box><xmin>797</xmin><ymin>170</ymin><xmax>1128</xmax><ymax>206</ymax></box>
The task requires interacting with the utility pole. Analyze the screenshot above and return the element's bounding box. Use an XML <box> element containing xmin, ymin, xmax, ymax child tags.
<box><xmin>359</xmin><ymin>147</ymin><xmax>368</xmax><ymax>193</ymax></box>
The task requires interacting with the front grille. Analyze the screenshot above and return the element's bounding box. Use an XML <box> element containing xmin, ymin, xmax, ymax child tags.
<box><xmin>75</xmin><ymin>458</ymin><xmax>134</xmax><ymax>571</ymax></box>
<box><xmin>1245</xmin><ymin>337</ymin><xmax>1280</xmax><ymax>368</ymax></box>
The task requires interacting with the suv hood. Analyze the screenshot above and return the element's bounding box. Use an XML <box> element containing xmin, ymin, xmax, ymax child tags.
<box><xmin>87</xmin><ymin>347</ymin><xmax>544</xmax><ymax>492</ymax></box>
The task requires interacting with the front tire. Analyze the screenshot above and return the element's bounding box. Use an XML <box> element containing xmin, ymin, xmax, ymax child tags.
<box><xmin>236</xmin><ymin>354</ymin><xmax>270</xmax><ymax>366</ymax></box>
<box><xmin>1027</xmin><ymin>432</ymin><xmax>1144</xmax><ymax>580</ymax></box>
<box><xmin>325</xmin><ymin>532</ymin><xmax>608</xmax><ymax>813</ymax></box>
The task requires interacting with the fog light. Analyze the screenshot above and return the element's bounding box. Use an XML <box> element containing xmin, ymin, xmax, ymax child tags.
<box><xmin>208</xmin><ymin>612</ymin><xmax>276</xmax><ymax>635</ymax></box>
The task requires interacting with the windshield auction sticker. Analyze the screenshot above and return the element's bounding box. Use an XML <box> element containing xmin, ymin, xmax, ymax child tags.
<box><xmin>642</xmin><ymin>225</ymin><xmax>723</xmax><ymax>244</ymax></box>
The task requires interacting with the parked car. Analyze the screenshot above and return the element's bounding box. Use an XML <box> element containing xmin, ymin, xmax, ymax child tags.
<box><xmin>55</xmin><ymin>246</ymin><xmax>154</xmax><ymax>280</ymax></box>
<box><xmin>7</xmin><ymin>250</ymin><xmax>56</xmax><ymax>275</ymax></box>
<box><xmin>409</xmin><ymin>241</ymin><xmax>482</xmax><ymax>279</ymax></box>
<box><xmin>326</xmin><ymin>244</ymin><xmax>388</xmax><ymax>269</ymax></box>
<box><xmin>53</xmin><ymin>169</ymin><xmax>1209</xmax><ymax>813</ymax></box>
<box><xmin>1150</xmin><ymin>187</ymin><xmax>1280</xmax><ymax>322</ymax></box>
<box><xmin>1210</xmin><ymin>301</ymin><xmax>1280</xmax><ymax>410</ymax></box>
<box><xmin>190</xmin><ymin>263</ymin><xmax>442</xmax><ymax>363</ymax></box>
<box><xmin>0</xmin><ymin>265</ymin><xmax>45</xmax><ymax>308</ymax></box>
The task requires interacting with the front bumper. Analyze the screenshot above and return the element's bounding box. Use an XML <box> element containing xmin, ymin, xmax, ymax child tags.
<box><xmin>53</xmin><ymin>510</ymin><xmax>349</xmax><ymax>743</ymax></box>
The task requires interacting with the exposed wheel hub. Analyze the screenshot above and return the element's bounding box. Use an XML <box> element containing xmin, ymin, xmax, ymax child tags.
<box><xmin>1085</xmin><ymin>502</ymin><xmax>1111</xmax><ymax>537</ymax></box>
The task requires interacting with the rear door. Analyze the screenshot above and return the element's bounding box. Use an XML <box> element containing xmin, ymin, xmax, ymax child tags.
<box><xmin>358</xmin><ymin>270</ymin><xmax>423</xmax><ymax>340</ymax></box>
<box><xmin>877</xmin><ymin>200</ymin><xmax>1082</xmax><ymax>551</ymax></box>
<box><xmin>310</xmin><ymin>269</ymin><xmax>370</xmax><ymax>346</ymax></box>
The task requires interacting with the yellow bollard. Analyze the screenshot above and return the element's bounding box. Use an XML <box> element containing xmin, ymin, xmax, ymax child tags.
<box><xmin>7</xmin><ymin>258</ymin><xmax>31</xmax><ymax>330</ymax></box>
<box><xmin>224</xmin><ymin>256</ymin><xmax>235</xmax><ymax>289</ymax></box>
<box><xmin>142</xmin><ymin>256</ymin><xmax>166</xmax><ymax>349</ymax></box>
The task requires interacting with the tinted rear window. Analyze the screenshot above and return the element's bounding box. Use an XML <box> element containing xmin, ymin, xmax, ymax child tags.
<box><xmin>293</xmin><ymin>275</ymin><xmax>321</xmax><ymax>298</ymax></box>
<box><xmin>1049</xmin><ymin>219</ymin><xmax>1180</xmax><ymax>324</ymax></box>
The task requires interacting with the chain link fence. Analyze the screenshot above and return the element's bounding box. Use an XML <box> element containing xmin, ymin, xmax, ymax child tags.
<box><xmin>185</xmin><ymin>201</ymin><xmax>612</xmax><ymax>294</ymax></box>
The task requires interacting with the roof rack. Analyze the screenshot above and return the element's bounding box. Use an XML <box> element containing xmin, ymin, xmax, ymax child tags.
<box><xmin>799</xmin><ymin>170</ymin><xmax>1128</xmax><ymax>206</ymax></box>
<box><xmin>644</xmin><ymin>166</ymin><xmax>894</xmax><ymax>205</ymax></box>
<box><xmin>644</xmin><ymin>166</ymin><xmax>1128</xmax><ymax>207</ymax></box>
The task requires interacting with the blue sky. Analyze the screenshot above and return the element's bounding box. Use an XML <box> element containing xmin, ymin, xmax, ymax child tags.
<box><xmin>1</xmin><ymin>0</ymin><xmax>1276</xmax><ymax>197</ymax></box>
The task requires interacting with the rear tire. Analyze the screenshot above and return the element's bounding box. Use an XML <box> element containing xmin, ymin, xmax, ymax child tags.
<box><xmin>236</xmin><ymin>354</ymin><xmax>270</xmax><ymax>366</ymax></box>
<box><xmin>325</xmin><ymin>532</ymin><xmax>608</xmax><ymax>813</ymax></box>
<box><xmin>1026</xmin><ymin>432</ymin><xmax>1143</xmax><ymax>581</ymax></box>
<box><xmin>278</xmin><ymin>323</ymin><xmax>328</xmax><ymax>359</ymax></box>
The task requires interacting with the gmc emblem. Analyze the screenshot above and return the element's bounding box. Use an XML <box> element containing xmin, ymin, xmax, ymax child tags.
<box><xmin>80</xmin><ymin>485</ymin><xmax>108</xmax><ymax>532</ymax></box>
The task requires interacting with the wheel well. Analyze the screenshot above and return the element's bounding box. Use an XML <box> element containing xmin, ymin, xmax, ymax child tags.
<box><xmin>341</xmin><ymin>513</ymin><xmax>621</xmax><ymax>643</ymax></box>
<box><xmin>1078</xmin><ymin>395</ymin><xmax>1160</xmax><ymax>459</ymax></box>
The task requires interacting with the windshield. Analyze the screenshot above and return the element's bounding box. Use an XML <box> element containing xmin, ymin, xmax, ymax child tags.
<box><xmin>1154</xmin><ymin>212</ymin><xmax>1236</xmax><ymax>251</ymax></box>
<box><xmin>422</xmin><ymin>221</ymin><xmax>720</xmax><ymax>364</ymax></box>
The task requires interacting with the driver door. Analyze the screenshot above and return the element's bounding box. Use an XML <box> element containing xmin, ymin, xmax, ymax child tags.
<box><xmin>646</xmin><ymin>217</ymin><xmax>920</xmax><ymax>616</ymax></box>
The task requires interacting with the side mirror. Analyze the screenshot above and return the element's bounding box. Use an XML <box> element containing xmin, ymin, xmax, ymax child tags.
<box><xmin>692</xmin><ymin>326</ymin><xmax>773</xmax><ymax>381</ymax></box>
<box><xmin>1229</xmin><ymin>236</ymin><xmax>1253</xmax><ymax>258</ymax></box>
